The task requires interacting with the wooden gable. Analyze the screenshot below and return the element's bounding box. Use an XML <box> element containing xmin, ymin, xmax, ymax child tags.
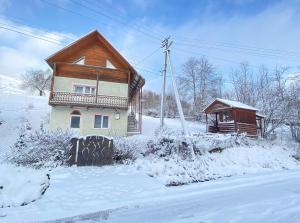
<box><xmin>46</xmin><ymin>30</ymin><xmax>128</xmax><ymax>70</ymax></box>
<box><xmin>204</xmin><ymin>100</ymin><xmax>231</xmax><ymax>113</ymax></box>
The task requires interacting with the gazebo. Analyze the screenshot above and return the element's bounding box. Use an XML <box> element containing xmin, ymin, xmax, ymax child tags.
<box><xmin>203</xmin><ymin>98</ymin><xmax>264</xmax><ymax>137</ymax></box>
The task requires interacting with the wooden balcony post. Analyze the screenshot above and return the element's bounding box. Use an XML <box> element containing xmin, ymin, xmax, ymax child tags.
<box><xmin>95</xmin><ymin>74</ymin><xmax>99</xmax><ymax>103</ymax></box>
<box><xmin>49</xmin><ymin>63</ymin><xmax>56</xmax><ymax>101</ymax></box>
<box><xmin>140</xmin><ymin>87</ymin><xmax>143</xmax><ymax>133</ymax></box>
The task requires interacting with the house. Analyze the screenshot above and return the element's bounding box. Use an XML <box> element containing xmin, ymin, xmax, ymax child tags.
<box><xmin>46</xmin><ymin>30</ymin><xmax>145</xmax><ymax>136</ymax></box>
<box><xmin>203</xmin><ymin>98</ymin><xmax>264</xmax><ymax>137</ymax></box>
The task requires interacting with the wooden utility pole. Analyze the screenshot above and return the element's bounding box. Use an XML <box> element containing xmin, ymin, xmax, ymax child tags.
<box><xmin>160</xmin><ymin>36</ymin><xmax>171</xmax><ymax>128</ymax></box>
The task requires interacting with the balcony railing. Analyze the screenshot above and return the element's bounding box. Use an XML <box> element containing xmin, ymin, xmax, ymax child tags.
<box><xmin>49</xmin><ymin>92</ymin><xmax>128</xmax><ymax>109</ymax></box>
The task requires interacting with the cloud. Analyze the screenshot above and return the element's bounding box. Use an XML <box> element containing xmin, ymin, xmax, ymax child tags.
<box><xmin>0</xmin><ymin>18</ymin><xmax>76</xmax><ymax>77</ymax></box>
<box><xmin>1</xmin><ymin>0</ymin><xmax>300</xmax><ymax>92</ymax></box>
<box><xmin>113</xmin><ymin>0</ymin><xmax>300</xmax><ymax>92</ymax></box>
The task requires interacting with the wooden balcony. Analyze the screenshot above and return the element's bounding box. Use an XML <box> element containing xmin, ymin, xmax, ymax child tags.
<box><xmin>49</xmin><ymin>92</ymin><xmax>128</xmax><ymax>109</ymax></box>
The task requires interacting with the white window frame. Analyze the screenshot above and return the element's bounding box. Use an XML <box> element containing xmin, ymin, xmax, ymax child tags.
<box><xmin>93</xmin><ymin>114</ymin><xmax>110</xmax><ymax>129</ymax></box>
<box><xmin>73</xmin><ymin>56</ymin><xmax>85</xmax><ymax>65</ymax></box>
<box><xmin>70</xmin><ymin>111</ymin><xmax>81</xmax><ymax>129</ymax></box>
<box><xmin>73</xmin><ymin>84</ymin><xmax>96</xmax><ymax>95</ymax></box>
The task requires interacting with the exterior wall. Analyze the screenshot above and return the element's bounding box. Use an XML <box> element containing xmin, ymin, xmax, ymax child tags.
<box><xmin>53</xmin><ymin>76</ymin><xmax>128</xmax><ymax>98</ymax></box>
<box><xmin>52</xmin><ymin>40</ymin><xmax>127</xmax><ymax>69</ymax></box>
<box><xmin>233</xmin><ymin>109</ymin><xmax>256</xmax><ymax>124</ymax></box>
<box><xmin>49</xmin><ymin>106</ymin><xmax>128</xmax><ymax>136</ymax></box>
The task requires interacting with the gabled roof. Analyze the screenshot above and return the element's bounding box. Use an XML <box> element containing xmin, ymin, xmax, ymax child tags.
<box><xmin>204</xmin><ymin>98</ymin><xmax>258</xmax><ymax>112</ymax></box>
<box><xmin>45</xmin><ymin>30</ymin><xmax>145</xmax><ymax>98</ymax></box>
<box><xmin>46</xmin><ymin>30</ymin><xmax>136</xmax><ymax>73</ymax></box>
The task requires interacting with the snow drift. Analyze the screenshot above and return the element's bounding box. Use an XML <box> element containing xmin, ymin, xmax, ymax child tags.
<box><xmin>0</xmin><ymin>164</ymin><xmax>50</xmax><ymax>208</ymax></box>
<box><xmin>114</xmin><ymin>132</ymin><xmax>300</xmax><ymax>186</ymax></box>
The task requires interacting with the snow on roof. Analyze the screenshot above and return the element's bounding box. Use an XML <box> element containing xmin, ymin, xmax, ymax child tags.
<box><xmin>256</xmin><ymin>113</ymin><xmax>265</xmax><ymax>118</ymax></box>
<box><xmin>215</xmin><ymin>98</ymin><xmax>258</xmax><ymax>111</ymax></box>
<box><xmin>203</xmin><ymin>98</ymin><xmax>259</xmax><ymax>112</ymax></box>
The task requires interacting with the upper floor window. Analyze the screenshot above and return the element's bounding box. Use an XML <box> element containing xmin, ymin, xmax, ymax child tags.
<box><xmin>74</xmin><ymin>85</ymin><xmax>96</xmax><ymax>95</ymax></box>
<box><xmin>106</xmin><ymin>59</ymin><xmax>116</xmax><ymax>69</ymax></box>
<box><xmin>73</xmin><ymin>57</ymin><xmax>85</xmax><ymax>65</ymax></box>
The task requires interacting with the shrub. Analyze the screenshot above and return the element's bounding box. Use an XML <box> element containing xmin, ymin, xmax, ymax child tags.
<box><xmin>9</xmin><ymin>124</ymin><xmax>73</xmax><ymax>168</ymax></box>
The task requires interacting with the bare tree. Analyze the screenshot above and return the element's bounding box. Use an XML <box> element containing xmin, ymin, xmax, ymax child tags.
<box><xmin>178</xmin><ymin>57</ymin><xmax>199</xmax><ymax>108</ymax></box>
<box><xmin>143</xmin><ymin>90</ymin><xmax>161</xmax><ymax>116</ymax></box>
<box><xmin>231</xmin><ymin>62</ymin><xmax>257</xmax><ymax>106</ymax></box>
<box><xmin>22</xmin><ymin>69</ymin><xmax>51</xmax><ymax>96</ymax></box>
<box><xmin>178</xmin><ymin>57</ymin><xmax>222</xmax><ymax>119</ymax></box>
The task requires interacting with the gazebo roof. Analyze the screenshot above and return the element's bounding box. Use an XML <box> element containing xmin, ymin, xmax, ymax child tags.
<box><xmin>204</xmin><ymin>98</ymin><xmax>258</xmax><ymax>113</ymax></box>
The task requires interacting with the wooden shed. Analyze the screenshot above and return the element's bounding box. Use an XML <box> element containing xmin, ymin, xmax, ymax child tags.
<box><xmin>203</xmin><ymin>98</ymin><xmax>264</xmax><ymax>137</ymax></box>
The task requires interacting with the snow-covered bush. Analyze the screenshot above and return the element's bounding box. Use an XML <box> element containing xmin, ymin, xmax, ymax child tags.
<box><xmin>113</xmin><ymin>135</ymin><xmax>149</xmax><ymax>163</ymax></box>
<box><xmin>8</xmin><ymin>123</ymin><xmax>73</xmax><ymax>168</ymax></box>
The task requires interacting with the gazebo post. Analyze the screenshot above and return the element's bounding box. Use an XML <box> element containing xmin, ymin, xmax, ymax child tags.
<box><xmin>205</xmin><ymin>113</ymin><xmax>208</xmax><ymax>133</ymax></box>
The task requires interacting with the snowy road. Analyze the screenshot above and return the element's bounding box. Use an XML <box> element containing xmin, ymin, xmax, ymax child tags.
<box><xmin>48</xmin><ymin>170</ymin><xmax>300</xmax><ymax>223</ymax></box>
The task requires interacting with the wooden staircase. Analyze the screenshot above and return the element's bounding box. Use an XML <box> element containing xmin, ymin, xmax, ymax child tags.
<box><xmin>127</xmin><ymin>113</ymin><xmax>140</xmax><ymax>135</ymax></box>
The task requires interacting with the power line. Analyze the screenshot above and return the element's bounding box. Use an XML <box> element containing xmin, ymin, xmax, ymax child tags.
<box><xmin>0</xmin><ymin>25</ymin><xmax>63</xmax><ymax>45</ymax></box>
<box><xmin>0</xmin><ymin>17</ymin><xmax>76</xmax><ymax>42</ymax></box>
<box><xmin>69</xmin><ymin>0</ymin><xmax>162</xmax><ymax>42</ymax></box>
<box><xmin>133</xmin><ymin>47</ymin><xmax>161</xmax><ymax>66</ymax></box>
<box><xmin>81</xmin><ymin>0</ymin><xmax>166</xmax><ymax>39</ymax></box>
<box><xmin>41</xmin><ymin>0</ymin><xmax>112</xmax><ymax>30</ymax></box>
<box><xmin>175</xmin><ymin>41</ymin><xmax>300</xmax><ymax>62</ymax></box>
<box><xmin>0</xmin><ymin>22</ymin><xmax>69</xmax><ymax>44</ymax></box>
<box><xmin>174</xmin><ymin>35</ymin><xmax>300</xmax><ymax>57</ymax></box>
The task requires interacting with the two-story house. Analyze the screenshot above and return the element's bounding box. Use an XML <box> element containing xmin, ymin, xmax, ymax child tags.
<box><xmin>46</xmin><ymin>30</ymin><xmax>145</xmax><ymax>136</ymax></box>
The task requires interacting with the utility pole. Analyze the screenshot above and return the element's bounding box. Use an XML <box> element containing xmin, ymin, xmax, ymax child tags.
<box><xmin>167</xmin><ymin>47</ymin><xmax>190</xmax><ymax>136</ymax></box>
<box><xmin>160</xmin><ymin>36</ymin><xmax>171</xmax><ymax>128</ymax></box>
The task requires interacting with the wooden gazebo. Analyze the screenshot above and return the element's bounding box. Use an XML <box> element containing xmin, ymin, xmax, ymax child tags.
<box><xmin>203</xmin><ymin>98</ymin><xmax>264</xmax><ymax>137</ymax></box>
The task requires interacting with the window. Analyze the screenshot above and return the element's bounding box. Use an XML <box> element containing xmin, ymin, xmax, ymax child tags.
<box><xmin>74</xmin><ymin>86</ymin><xmax>84</xmax><ymax>94</ymax></box>
<box><xmin>102</xmin><ymin>116</ymin><xmax>109</xmax><ymax>128</ymax></box>
<box><xmin>106</xmin><ymin>59</ymin><xmax>116</xmax><ymax>69</ymax></box>
<box><xmin>94</xmin><ymin>115</ymin><xmax>109</xmax><ymax>129</ymax></box>
<box><xmin>73</xmin><ymin>57</ymin><xmax>85</xmax><ymax>65</ymax></box>
<box><xmin>70</xmin><ymin>110</ymin><xmax>81</xmax><ymax>128</ymax></box>
<box><xmin>74</xmin><ymin>85</ymin><xmax>96</xmax><ymax>95</ymax></box>
<box><xmin>94</xmin><ymin>115</ymin><xmax>102</xmax><ymax>128</ymax></box>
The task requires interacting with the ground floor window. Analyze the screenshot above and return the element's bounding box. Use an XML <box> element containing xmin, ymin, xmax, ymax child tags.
<box><xmin>70</xmin><ymin>110</ymin><xmax>81</xmax><ymax>128</ymax></box>
<box><xmin>94</xmin><ymin>115</ymin><xmax>109</xmax><ymax>129</ymax></box>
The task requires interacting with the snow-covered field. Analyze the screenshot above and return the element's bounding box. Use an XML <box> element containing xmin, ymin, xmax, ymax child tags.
<box><xmin>1</xmin><ymin>81</ymin><xmax>300</xmax><ymax>222</ymax></box>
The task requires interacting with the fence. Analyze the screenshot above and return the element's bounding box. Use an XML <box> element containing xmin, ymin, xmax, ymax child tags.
<box><xmin>69</xmin><ymin>136</ymin><xmax>114</xmax><ymax>166</ymax></box>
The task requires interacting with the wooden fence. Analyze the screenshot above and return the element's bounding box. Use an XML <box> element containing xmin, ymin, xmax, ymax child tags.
<box><xmin>69</xmin><ymin>136</ymin><xmax>114</xmax><ymax>166</ymax></box>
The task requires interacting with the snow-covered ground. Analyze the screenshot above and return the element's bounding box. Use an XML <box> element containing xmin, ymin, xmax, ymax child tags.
<box><xmin>0</xmin><ymin>164</ymin><xmax>49</xmax><ymax>208</ymax></box>
<box><xmin>1</xmin><ymin>166</ymin><xmax>300</xmax><ymax>223</ymax></box>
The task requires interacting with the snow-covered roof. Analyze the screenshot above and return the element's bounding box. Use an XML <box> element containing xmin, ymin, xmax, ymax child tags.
<box><xmin>204</xmin><ymin>98</ymin><xmax>258</xmax><ymax>112</ymax></box>
<box><xmin>256</xmin><ymin>113</ymin><xmax>265</xmax><ymax>118</ymax></box>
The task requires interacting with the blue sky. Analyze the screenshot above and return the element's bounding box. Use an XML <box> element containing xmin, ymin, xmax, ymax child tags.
<box><xmin>1</xmin><ymin>0</ymin><xmax>300</xmax><ymax>91</ymax></box>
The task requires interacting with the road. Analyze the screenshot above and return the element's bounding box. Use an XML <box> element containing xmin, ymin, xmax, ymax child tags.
<box><xmin>48</xmin><ymin>170</ymin><xmax>300</xmax><ymax>223</ymax></box>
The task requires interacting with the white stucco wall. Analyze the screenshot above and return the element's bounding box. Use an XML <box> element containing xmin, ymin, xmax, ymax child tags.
<box><xmin>49</xmin><ymin>106</ymin><xmax>128</xmax><ymax>137</ymax></box>
<box><xmin>53</xmin><ymin>76</ymin><xmax>128</xmax><ymax>98</ymax></box>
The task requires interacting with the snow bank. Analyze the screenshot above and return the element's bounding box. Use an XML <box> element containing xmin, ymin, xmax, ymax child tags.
<box><xmin>0</xmin><ymin>164</ymin><xmax>50</xmax><ymax>207</ymax></box>
<box><xmin>135</xmin><ymin>141</ymin><xmax>300</xmax><ymax>186</ymax></box>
